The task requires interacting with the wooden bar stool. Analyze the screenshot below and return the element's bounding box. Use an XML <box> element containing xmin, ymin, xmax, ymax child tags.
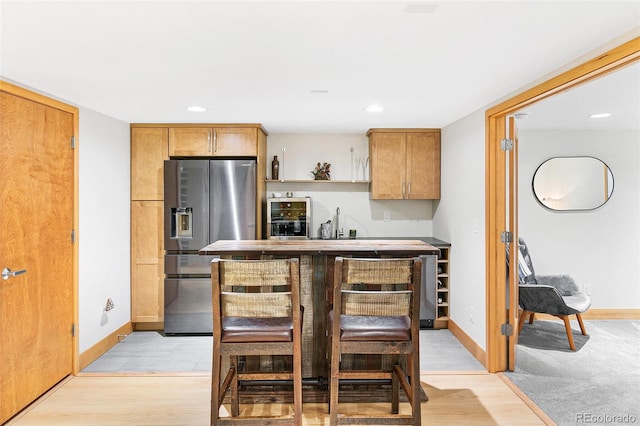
<box><xmin>210</xmin><ymin>258</ymin><xmax>303</xmax><ymax>426</ymax></box>
<box><xmin>328</xmin><ymin>257</ymin><xmax>423</xmax><ymax>425</ymax></box>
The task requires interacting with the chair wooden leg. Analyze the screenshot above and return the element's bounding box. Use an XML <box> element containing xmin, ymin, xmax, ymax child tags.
<box><xmin>211</xmin><ymin>342</ymin><xmax>221</xmax><ymax>426</ymax></box>
<box><xmin>329</xmin><ymin>342</ymin><xmax>340</xmax><ymax>425</ymax></box>
<box><xmin>391</xmin><ymin>355</ymin><xmax>399</xmax><ymax>414</ymax></box>
<box><xmin>230</xmin><ymin>356</ymin><xmax>240</xmax><ymax>417</ymax></box>
<box><xmin>518</xmin><ymin>310</ymin><xmax>528</xmax><ymax>333</ymax></box>
<box><xmin>576</xmin><ymin>313</ymin><xmax>588</xmax><ymax>336</ymax></box>
<box><xmin>528</xmin><ymin>312</ymin><xmax>535</xmax><ymax>324</ymax></box>
<box><xmin>293</xmin><ymin>336</ymin><xmax>303</xmax><ymax>426</ymax></box>
<box><xmin>562</xmin><ymin>315</ymin><xmax>576</xmax><ymax>351</ymax></box>
<box><xmin>410</xmin><ymin>352</ymin><xmax>422</xmax><ymax>425</ymax></box>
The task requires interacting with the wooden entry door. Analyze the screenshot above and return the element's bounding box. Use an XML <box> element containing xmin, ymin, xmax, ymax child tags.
<box><xmin>0</xmin><ymin>86</ymin><xmax>76</xmax><ymax>423</ymax></box>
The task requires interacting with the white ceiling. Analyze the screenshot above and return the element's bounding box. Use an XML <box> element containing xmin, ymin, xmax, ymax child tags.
<box><xmin>1</xmin><ymin>1</ymin><xmax>639</xmax><ymax>133</ymax></box>
<box><xmin>516</xmin><ymin>60</ymin><xmax>640</xmax><ymax>130</ymax></box>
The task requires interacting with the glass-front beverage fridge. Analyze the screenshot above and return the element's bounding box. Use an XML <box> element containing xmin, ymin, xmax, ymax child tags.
<box><xmin>266</xmin><ymin>197</ymin><xmax>311</xmax><ymax>239</ymax></box>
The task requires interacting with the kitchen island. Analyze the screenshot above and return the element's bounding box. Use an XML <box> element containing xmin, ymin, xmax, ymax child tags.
<box><xmin>200</xmin><ymin>239</ymin><xmax>439</xmax><ymax>393</ymax></box>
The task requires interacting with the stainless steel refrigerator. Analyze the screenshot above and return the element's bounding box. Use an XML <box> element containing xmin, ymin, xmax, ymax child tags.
<box><xmin>163</xmin><ymin>159</ymin><xmax>256</xmax><ymax>334</ymax></box>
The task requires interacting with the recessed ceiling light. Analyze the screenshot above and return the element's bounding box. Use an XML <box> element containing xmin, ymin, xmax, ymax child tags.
<box><xmin>365</xmin><ymin>104</ymin><xmax>384</xmax><ymax>112</ymax></box>
<box><xmin>310</xmin><ymin>89</ymin><xmax>329</xmax><ymax>94</ymax></box>
<box><xmin>589</xmin><ymin>113</ymin><xmax>612</xmax><ymax>119</ymax></box>
<box><xmin>404</xmin><ymin>3</ymin><xmax>438</xmax><ymax>14</ymax></box>
<box><xmin>186</xmin><ymin>106</ymin><xmax>207</xmax><ymax>112</ymax></box>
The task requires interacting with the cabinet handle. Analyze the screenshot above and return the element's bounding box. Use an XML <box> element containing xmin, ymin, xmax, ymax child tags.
<box><xmin>213</xmin><ymin>130</ymin><xmax>217</xmax><ymax>153</ymax></box>
<box><xmin>207</xmin><ymin>130</ymin><xmax>212</xmax><ymax>152</ymax></box>
<box><xmin>408</xmin><ymin>182</ymin><xmax>411</xmax><ymax>198</ymax></box>
<box><xmin>402</xmin><ymin>180</ymin><xmax>406</xmax><ymax>199</ymax></box>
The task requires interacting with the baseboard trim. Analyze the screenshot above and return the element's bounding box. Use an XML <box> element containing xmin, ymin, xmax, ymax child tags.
<box><xmin>447</xmin><ymin>319</ymin><xmax>488</xmax><ymax>369</ymax></box>
<box><xmin>79</xmin><ymin>322</ymin><xmax>133</xmax><ymax>371</ymax></box>
<box><xmin>536</xmin><ymin>309</ymin><xmax>640</xmax><ymax>321</ymax></box>
<box><xmin>133</xmin><ymin>321</ymin><xmax>164</xmax><ymax>331</ymax></box>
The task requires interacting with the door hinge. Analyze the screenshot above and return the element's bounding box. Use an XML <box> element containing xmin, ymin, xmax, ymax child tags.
<box><xmin>501</xmin><ymin>138</ymin><xmax>513</xmax><ymax>151</ymax></box>
<box><xmin>501</xmin><ymin>323</ymin><xmax>513</xmax><ymax>336</ymax></box>
<box><xmin>71</xmin><ymin>136</ymin><xmax>76</xmax><ymax>149</ymax></box>
<box><xmin>501</xmin><ymin>231</ymin><xmax>513</xmax><ymax>244</ymax></box>
<box><xmin>71</xmin><ymin>229</ymin><xmax>76</xmax><ymax>244</ymax></box>
<box><xmin>71</xmin><ymin>323</ymin><xmax>76</xmax><ymax>337</ymax></box>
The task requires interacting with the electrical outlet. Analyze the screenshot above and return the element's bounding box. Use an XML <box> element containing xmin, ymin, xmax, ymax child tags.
<box><xmin>105</xmin><ymin>298</ymin><xmax>115</xmax><ymax>311</ymax></box>
<box><xmin>383</xmin><ymin>211</ymin><xmax>391</xmax><ymax>222</ymax></box>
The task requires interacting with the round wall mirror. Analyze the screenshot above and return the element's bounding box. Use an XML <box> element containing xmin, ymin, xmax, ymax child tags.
<box><xmin>532</xmin><ymin>156</ymin><xmax>614</xmax><ymax>211</ymax></box>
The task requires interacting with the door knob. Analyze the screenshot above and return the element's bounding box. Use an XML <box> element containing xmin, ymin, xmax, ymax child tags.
<box><xmin>2</xmin><ymin>267</ymin><xmax>27</xmax><ymax>281</ymax></box>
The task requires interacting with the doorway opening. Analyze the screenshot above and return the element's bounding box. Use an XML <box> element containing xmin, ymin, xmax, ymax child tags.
<box><xmin>484</xmin><ymin>37</ymin><xmax>640</xmax><ymax>372</ymax></box>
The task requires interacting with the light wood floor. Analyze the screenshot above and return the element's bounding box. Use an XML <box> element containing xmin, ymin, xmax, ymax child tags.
<box><xmin>6</xmin><ymin>372</ymin><xmax>552</xmax><ymax>425</ymax></box>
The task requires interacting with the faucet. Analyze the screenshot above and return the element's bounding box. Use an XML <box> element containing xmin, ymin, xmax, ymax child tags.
<box><xmin>335</xmin><ymin>207</ymin><xmax>344</xmax><ymax>239</ymax></box>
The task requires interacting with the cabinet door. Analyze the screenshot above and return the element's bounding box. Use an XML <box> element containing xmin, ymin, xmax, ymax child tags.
<box><xmin>213</xmin><ymin>127</ymin><xmax>257</xmax><ymax>157</ymax></box>
<box><xmin>131</xmin><ymin>201</ymin><xmax>164</xmax><ymax>323</ymax></box>
<box><xmin>168</xmin><ymin>127</ymin><xmax>212</xmax><ymax>156</ymax></box>
<box><xmin>406</xmin><ymin>131</ymin><xmax>440</xmax><ymax>199</ymax></box>
<box><xmin>369</xmin><ymin>132</ymin><xmax>406</xmax><ymax>199</ymax></box>
<box><xmin>131</xmin><ymin>127</ymin><xmax>168</xmax><ymax>200</ymax></box>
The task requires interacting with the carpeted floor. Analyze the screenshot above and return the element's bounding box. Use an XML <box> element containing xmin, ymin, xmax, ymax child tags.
<box><xmin>505</xmin><ymin>320</ymin><xmax>640</xmax><ymax>426</ymax></box>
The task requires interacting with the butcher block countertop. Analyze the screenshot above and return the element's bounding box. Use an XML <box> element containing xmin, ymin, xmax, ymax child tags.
<box><xmin>199</xmin><ymin>239</ymin><xmax>439</xmax><ymax>256</ymax></box>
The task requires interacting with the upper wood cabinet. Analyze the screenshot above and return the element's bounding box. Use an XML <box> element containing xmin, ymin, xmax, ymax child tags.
<box><xmin>168</xmin><ymin>126</ymin><xmax>260</xmax><ymax>157</ymax></box>
<box><xmin>131</xmin><ymin>127</ymin><xmax>168</xmax><ymax>201</ymax></box>
<box><xmin>368</xmin><ymin>128</ymin><xmax>440</xmax><ymax>200</ymax></box>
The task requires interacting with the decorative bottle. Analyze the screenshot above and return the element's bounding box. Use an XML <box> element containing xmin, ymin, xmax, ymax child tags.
<box><xmin>271</xmin><ymin>155</ymin><xmax>280</xmax><ymax>180</ymax></box>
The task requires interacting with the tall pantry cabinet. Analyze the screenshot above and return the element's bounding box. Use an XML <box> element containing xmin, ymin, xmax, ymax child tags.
<box><xmin>131</xmin><ymin>127</ymin><xmax>168</xmax><ymax>327</ymax></box>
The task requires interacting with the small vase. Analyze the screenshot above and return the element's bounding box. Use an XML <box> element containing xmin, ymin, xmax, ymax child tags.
<box><xmin>271</xmin><ymin>155</ymin><xmax>280</xmax><ymax>180</ymax></box>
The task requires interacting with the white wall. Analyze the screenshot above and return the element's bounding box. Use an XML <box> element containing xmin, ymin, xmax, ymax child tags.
<box><xmin>78</xmin><ymin>107</ymin><xmax>130</xmax><ymax>352</ymax></box>
<box><xmin>433</xmin><ymin>120</ymin><xmax>640</xmax><ymax>355</ymax></box>
<box><xmin>266</xmin><ymin>134</ymin><xmax>433</xmax><ymax>238</ymax></box>
<box><xmin>76</xmin><ymin>128</ymin><xmax>431</xmax><ymax>354</ymax></box>
<box><xmin>431</xmin><ymin>33</ymin><xmax>640</xmax><ymax>354</ymax></box>
<box><xmin>518</xmin><ymin>129</ymin><xmax>640</xmax><ymax>308</ymax></box>
<box><xmin>434</xmin><ymin>110</ymin><xmax>488</xmax><ymax>349</ymax></box>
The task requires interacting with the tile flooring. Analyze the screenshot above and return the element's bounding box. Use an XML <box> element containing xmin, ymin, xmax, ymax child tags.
<box><xmin>83</xmin><ymin>329</ymin><xmax>485</xmax><ymax>373</ymax></box>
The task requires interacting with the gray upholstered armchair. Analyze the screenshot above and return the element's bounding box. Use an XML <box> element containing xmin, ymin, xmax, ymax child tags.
<box><xmin>514</xmin><ymin>237</ymin><xmax>592</xmax><ymax>350</ymax></box>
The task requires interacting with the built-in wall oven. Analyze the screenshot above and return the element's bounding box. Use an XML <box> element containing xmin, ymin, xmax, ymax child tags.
<box><xmin>266</xmin><ymin>197</ymin><xmax>311</xmax><ymax>239</ymax></box>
